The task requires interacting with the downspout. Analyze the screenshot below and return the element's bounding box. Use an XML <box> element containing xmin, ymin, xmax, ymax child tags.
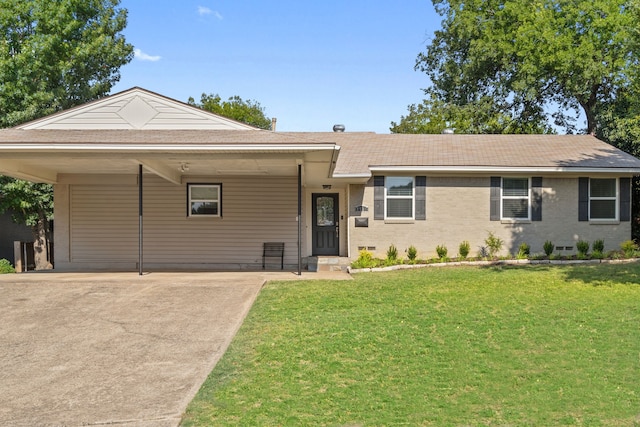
<box><xmin>297</xmin><ymin>163</ymin><xmax>302</xmax><ymax>276</ymax></box>
<box><xmin>138</xmin><ymin>164</ymin><xmax>143</xmax><ymax>275</ymax></box>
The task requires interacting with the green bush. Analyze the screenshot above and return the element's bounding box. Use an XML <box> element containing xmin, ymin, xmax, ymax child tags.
<box><xmin>407</xmin><ymin>245</ymin><xmax>418</xmax><ymax>262</ymax></box>
<box><xmin>386</xmin><ymin>244</ymin><xmax>399</xmax><ymax>263</ymax></box>
<box><xmin>517</xmin><ymin>242</ymin><xmax>530</xmax><ymax>259</ymax></box>
<box><xmin>592</xmin><ymin>239</ymin><xmax>605</xmax><ymax>253</ymax></box>
<box><xmin>576</xmin><ymin>240</ymin><xmax>590</xmax><ymax>256</ymax></box>
<box><xmin>620</xmin><ymin>240</ymin><xmax>638</xmax><ymax>258</ymax></box>
<box><xmin>543</xmin><ymin>240</ymin><xmax>554</xmax><ymax>257</ymax></box>
<box><xmin>351</xmin><ymin>250</ymin><xmax>377</xmax><ymax>269</ymax></box>
<box><xmin>458</xmin><ymin>241</ymin><xmax>470</xmax><ymax>259</ymax></box>
<box><xmin>0</xmin><ymin>259</ymin><xmax>15</xmax><ymax>274</ymax></box>
<box><xmin>485</xmin><ymin>232</ymin><xmax>504</xmax><ymax>258</ymax></box>
<box><xmin>436</xmin><ymin>244</ymin><xmax>448</xmax><ymax>259</ymax></box>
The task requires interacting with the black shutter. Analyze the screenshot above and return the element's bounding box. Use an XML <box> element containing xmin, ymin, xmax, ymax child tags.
<box><xmin>620</xmin><ymin>177</ymin><xmax>631</xmax><ymax>222</ymax></box>
<box><xmin>578</xmin><ymin>177</ymin><xmax>589</xmax><ymax>221</ymax></box>
<box><xmin>490</xmin><ymin>176</ymin><xmax>501</xmax><ymax>221</ymax></box>
<box><xmin>374</xmin><ymin>176</ymin><xmax>385</xmax><ymax>220</ymax></box>
<box><xmin>415</xmin><ymin>176</ymin><xmax>426</xmax><ymax>220</ymax></box>
<box><xmin>531</xmin><ymin>177</ymin><xmax>542</xmax><ymax>221</ymax></box>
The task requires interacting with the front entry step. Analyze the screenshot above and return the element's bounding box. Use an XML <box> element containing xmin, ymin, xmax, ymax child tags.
<box><xmin>306</xmin><ymin>256</ymin><xmax>351</xmax><ymax>272</ymax></box>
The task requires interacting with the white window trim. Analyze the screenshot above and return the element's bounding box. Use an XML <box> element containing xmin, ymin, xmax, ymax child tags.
<box><xmin>501</xmin><ymin>177</ymin><xmax>531</xmax><ymax>221</ymax></box>
<box><xmin>188</xmin><ymin>183</ymin><xmax>221</xmax><ymax>217</ymax></box>
<box><xmin>589</xmin><ymin>178</ymin><xmax>618</xmax><ymax>221</ymax></box>
<box><xmin>384</xmin><ymin>176</ymin><xmax>415</xmax><ymax>220</ymax></box>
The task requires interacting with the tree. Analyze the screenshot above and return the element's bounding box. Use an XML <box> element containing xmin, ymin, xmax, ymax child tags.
<box><xmin>394</xmin><ymin>0</ymin><xmax>638</xmax><ymax>136</ymax></box>
<box><xmin>188</xmin><ymin>93</ymin><xmax>272</xmax><ymax>130</ymax></box>
<box><xmin>0</xmin><ymin>177</ymin><xmax>53</xmax><ymax>269</ymax></box>
<box><xmin>0</xmin><ymin>0</ymin><xmax>133</xmax><ymax>269</ymax></box>
<box><xmin>0</xmin><ymin>0</ymin><xmax>134</xmax><ymax>127</ymax></box>
<box><xmin>391</xmin><ymin>94</ymin><xmax>553</xmax><ymax>134</ymax></box>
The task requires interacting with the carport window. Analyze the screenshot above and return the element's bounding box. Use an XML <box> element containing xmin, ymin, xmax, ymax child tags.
<box><xmin>187</xmin><ymin>184</ymin><xmax>221</xmax><ymax>217</ymax></box>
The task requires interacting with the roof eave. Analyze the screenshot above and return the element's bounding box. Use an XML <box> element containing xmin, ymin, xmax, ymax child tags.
<box><xmin>367</xmin><ymin>166</ymin><xmax>640</xmax><ymax>174</ymax></box>
<box><xmin>0</xmin><ymin>143</ymin><xmax>339</xmax><ymax>153</ymax></box>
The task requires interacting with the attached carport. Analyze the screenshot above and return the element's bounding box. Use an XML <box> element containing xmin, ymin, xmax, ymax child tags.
<box><xmin>0</xmin><ymin>88</ymin><xmax>342</xmax><ymax>274</ymax></box>
<box><xmin>0</xmin><ymin>129</ymin><xmax>339</xmax><ymax>274</ymax></box>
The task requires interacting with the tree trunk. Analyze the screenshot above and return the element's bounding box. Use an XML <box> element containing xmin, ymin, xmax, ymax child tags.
<box><xmin>32</xmin><ymin>212</ymin><xmax>52</xmax><ymax>270</ymax></box>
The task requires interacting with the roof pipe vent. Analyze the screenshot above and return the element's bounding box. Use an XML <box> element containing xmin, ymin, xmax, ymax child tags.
<box><xmin>333</xmin><ymin>124</ymin><xmax>345</xmax><ymax>132</ymax></box>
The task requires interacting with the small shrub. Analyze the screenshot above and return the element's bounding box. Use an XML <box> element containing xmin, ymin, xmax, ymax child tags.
<box><xmin>591</xmin><ymin>250</ymin><xmax>604</xmax><ymax>259</ymax></box>
<box><xmin>436</xmin><ymin>244</ymin><xmax>448</xmax><ymax>259</ymax></box>
<box><xmin>543</xmin><ymin>240</ymin><xmax>554</xmax><ymax>257</ymax></box>
<box><xmin>386</xmin><ymin>244</ymin><xmax>399</xmax><ymax>262</ymax></box>
<box><xmin>351</xmin><ymin>250</ymin><xmax>377</xmax><ymax>269</ymax></box>
<box><xmin>0</xmin><ymin>259</ymin><xmax>15</xmax><ymax>274</ymax></box>
<box><xmin>608</xmin><ymin>250</ymin><xmax>622</xmax><ymax>260</ymax></box>
<box><xmin>458</xmin><ymin>241</ymin><xmax>470</xmax><ymax>259</ymax></box>
<box><xmin>620</xmin><ymin>240</ymin><xmax>638</xmax><ymax>258</ymax></box>
<box><xmin>576</xmin><ymin>240</ymin><xmax>590</xmax><ymax>256</ymax></box>
<box><xmin>517</xmin><ymin>242</ymin><xmax>530</xmax><ymax>259</ymax></box>
<box><xmin>485</xmin><ymin>231</ymin><xmax>504</xmax><ymax>258</ymax></box>
<box><xmin>477</xmin><ymin>246</ymin><xmax>489</xmax><ymax>259</ymax></box>
<box><xmin>592</xmin><ymin>239</ymin><xmax>605</xmax><ymax>254</ymax></box>
<box><xmin>407</xmin><ymin>245</ymin><xmax>418</xmax><ymax>262</ymax></box>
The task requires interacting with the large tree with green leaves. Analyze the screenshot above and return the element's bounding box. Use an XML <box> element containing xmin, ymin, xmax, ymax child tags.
<box><xmin>188</xmin><ymin>93</ymin><xmax>272</xmax><ymax>130</ymax></box>
<box><xmin>0</xmin><ymin>0</ymin><xmax>134</xmax><ymax>127</ymax></box>
<box><xmin>393</xmin><ymin>0</ymin><xmax>639</xmax><ymax>137</ymax></box>
<box><xmin>0</xmin><ymin>0</ymin><xmax>133</xmax><ymax>269</ymax></box>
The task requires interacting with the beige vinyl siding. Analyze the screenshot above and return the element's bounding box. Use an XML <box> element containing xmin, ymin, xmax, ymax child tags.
<box><xmin>69</xmin><ymin>175</ymin><xmax>299</xmax><ymax>268</ymax></box>
<box><xmin>70</xmin><ymin>185</ymin><xmax>139</xmax><ymax>261</ymax></box>
<box><xmin>23</xmin><ymin>92</ymin><xmax>253</xmax><ymax>130</ymax></box>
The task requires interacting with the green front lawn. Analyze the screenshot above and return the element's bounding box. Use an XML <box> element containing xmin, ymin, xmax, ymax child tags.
<box><xmin>182</xmin><ymin>264</ymin><xmax>640</xmax><ymax>426</ymax></box>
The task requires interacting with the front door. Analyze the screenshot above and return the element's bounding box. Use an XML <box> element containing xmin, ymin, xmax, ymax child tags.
<box><xmin>312</xmin><ymin>193</ymin><xmax>339</xmax><ymax>256</ymax></box>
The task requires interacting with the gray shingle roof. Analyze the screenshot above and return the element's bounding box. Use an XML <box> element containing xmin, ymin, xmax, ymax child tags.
<box><xmin>0</xmin><ymin>130</ymin><xmax>638</xmax><ymax>173</ymax></box>
<box><xmin>319</xmin><ymin>133</ymin><xmax>640</xmax><ymax>175</ymax></box>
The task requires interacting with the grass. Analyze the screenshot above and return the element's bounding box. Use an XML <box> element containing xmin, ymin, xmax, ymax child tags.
<box><xmin>181</xmin><ymin>264</ymin><xmax>640</xmax><ymax>426</ymax></box>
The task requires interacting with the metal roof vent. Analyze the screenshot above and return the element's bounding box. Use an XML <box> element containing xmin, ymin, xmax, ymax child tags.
<box><xmin>333</xmin><ymin>124</ymin><xmax>345</xmax><ymax>132</ymax></box>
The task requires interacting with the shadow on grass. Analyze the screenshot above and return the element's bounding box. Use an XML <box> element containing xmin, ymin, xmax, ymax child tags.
<box><xmin>476</xmin><ymin>262</ymin><xmax>640</xmax><ymax>287</ymax></box>
<box><xmin>555</xmin><ymin>263</ymin><xmax>640</xmax><ymax>287</ymax></box>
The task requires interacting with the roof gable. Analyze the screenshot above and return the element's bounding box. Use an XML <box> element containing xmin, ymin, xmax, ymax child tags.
<box><xmin>16</xmin><ymin>87</ymin><xmax>257</xmax><ymax>131</ymax></box>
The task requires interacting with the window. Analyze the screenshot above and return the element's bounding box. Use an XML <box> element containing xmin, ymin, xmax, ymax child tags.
<box><xmin>385</xmin><ymin>177</ymin><xmax>414</xmax><ymax>219</ymax></box>
<box><xmin>501</xmin><ymin>178</ymin><xmax>530</xmax><ymax>220</ymax></box>
<box><xmin>590</xmin><ymin>178</ymin><xmax>617</xmax><ymax>220</ymax></box>
<box><xmin>188</xmin><ymin>184</ymin><xmax>221</xmax><ymax>217</ymax></box>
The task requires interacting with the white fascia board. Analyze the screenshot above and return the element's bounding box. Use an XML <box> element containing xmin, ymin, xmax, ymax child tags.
<box><xmin>0</xmin><ymin>143</ymin><xmax>339</xmax><ymax>152</ymax></box>
<box><xmin>368</xmin><ymin>166</ymin><xmax>640</xmax><ymax>174</ymax></box>
<box><xmin>332</xmin><ymin>173</ymin><xmax>372</xmax><ymax>179</ymax></box>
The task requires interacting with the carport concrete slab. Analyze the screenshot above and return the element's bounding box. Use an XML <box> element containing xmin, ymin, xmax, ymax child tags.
<box><xmin>0</xmin><ymin>271</ymin><xmax>351</xmax><ymax>426</ymax></box>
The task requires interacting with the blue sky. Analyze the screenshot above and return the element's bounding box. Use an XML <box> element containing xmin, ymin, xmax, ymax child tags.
<box><xmin>111</xmin><ymin>1</ymin><xmax>442</xmax><ymax>133</ymax></box>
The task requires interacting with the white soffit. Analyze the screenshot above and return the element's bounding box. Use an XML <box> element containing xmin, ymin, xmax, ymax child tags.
<box><xmin>17</xmin><ymin>88</ymin><xmax>257</xmax><ymax>131</ymax></box>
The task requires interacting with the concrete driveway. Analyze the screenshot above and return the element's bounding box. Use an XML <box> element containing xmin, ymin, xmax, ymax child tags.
<box><xmin>0</xmin><ymin>271</ymin><xmax>349</xmax><ymax>426</ymax></box>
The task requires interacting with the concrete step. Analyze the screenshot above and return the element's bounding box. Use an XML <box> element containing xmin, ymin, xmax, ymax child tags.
<box><xmin>309</xmin><ymin>256</ymin><xmax>350</xmax><ymax>272</ymax></box>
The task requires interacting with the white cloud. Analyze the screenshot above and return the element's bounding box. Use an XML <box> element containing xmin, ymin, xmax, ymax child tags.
<box><xmin>134</xmin><ymin>48</ymin><xmax>161</xmax><ymax>62</ymax></box>
<box><xmin>198</xmin><ymin>6</ymin><xmax>222</xmax><ymax>19</ymax></box>
<box><xmin>198</xmin><ymin>6</ymin><xmax>212</xmax><ymax>15</ymax></box>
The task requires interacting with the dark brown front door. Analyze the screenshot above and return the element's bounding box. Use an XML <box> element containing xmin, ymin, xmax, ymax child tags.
<box><xmin>312</xmin><ymin>193</ymin><xmax>339</xmax><ymax>256</ymax></box>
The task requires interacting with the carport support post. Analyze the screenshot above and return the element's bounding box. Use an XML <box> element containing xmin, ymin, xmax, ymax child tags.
<box><xmin>297</xmin><ymin>164</ymin><xmax>302</xmax><ymax>276</ymax></box>
<box><xmin>138</xmin><ymin>164</ymin><xmax>143</xmax><ymax>275</ymax></box>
